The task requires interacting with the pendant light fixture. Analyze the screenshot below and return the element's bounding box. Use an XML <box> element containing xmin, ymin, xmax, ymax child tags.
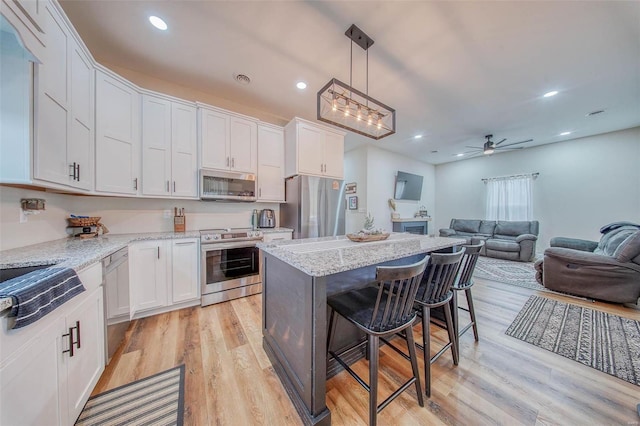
<box><xmin>317</xmin><ymin>25</ymin><xmax>396</xmax><ymax>140</ymax></box>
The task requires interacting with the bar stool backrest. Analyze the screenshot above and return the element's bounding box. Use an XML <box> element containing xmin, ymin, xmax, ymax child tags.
<box><xmin>369</xmin><ymin>256</ymin><xmax>429</xmax><ymax>332</ymax></box>
<box><xmin>417</xmin><ymin>249</ymin><xmax>466</xmax><ymax>305</ymax></box>
<box><xmin>457</xmin><ymin>242</ymin><xmax>484</xmax><ymax>288</ymax></box>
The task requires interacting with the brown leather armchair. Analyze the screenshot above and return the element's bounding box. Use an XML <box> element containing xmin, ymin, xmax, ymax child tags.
<box><xmin>535</xmin><ymin>223</ymin><xmax>640</xmax><ymax>303</ymax></box>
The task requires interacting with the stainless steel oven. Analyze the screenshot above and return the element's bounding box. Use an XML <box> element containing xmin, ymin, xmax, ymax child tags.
<box><xmin>200</xmin><ymin>228</ymin><xmax>263</xmax><ymax>306</ymax></box>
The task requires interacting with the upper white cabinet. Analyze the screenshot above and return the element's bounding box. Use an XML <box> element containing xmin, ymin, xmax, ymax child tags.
<box><xmin>141</xmin><ymin>93</ymin><xmax>197</xmax><ymax>198</ymax></box>
<box><xmin>0</xmin><ymin>0</ymin><xmax>46</xmax><ymax>61</ymax></box>
<box><xmin>257</xmin><ymin>123</ymin><xmax>285</xmax><ymax>202</ymax></box>
<box><xmin>284</xmin><ymin>117</ymin><xmax>345</xmax><ymax>179</ymax></box>
<box><xmin>199</xmin><ymin>104</ymin><xmax>257</xmax><ymax>174</ymax></box>
<box><xmin>33</xmin><ymin>2</ymin><xmax>93</xmax><ymax>191</ymax></box>
<box><xmin>95</xmin><ymin>68</ymin><xmax>141</xmax><ymax>195</ymax></box>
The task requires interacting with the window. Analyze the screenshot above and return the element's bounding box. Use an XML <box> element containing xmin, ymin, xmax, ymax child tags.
<box><xmin>485</xmin><ymin>175</ymin><xmax>534</xmax><ymax>221</ymax></box>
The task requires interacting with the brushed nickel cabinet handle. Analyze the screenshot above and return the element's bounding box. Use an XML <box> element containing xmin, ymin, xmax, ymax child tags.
<box><xmin>167</xmin><ymin>180</ymin><xmax>170</xmax><ymax>192</ymax></box>
<box><xmin>232</xmin><ymin>158</ymin><xmax>235</xmax><ymax>168</ymax></box>
<box><xmin>62</xmin><ymin>326</ymin><xmax>74</xmax><ymax>357</ymax></box>
<box><xmin>69</xmin><ymin>163</ymin><xmax>76</xmax><ymax>179</ymax></box>
<box><xmin>74</xmin><ymin>320</ymin><xmax>81</xmax><ymax>349</ymax></box>
<box><xmin>157</xmin><ymin>246</ymin><xmax>160</xmax><ymax>259</ymax></box>
<box><xmin>76</xmin><ymin>164</ymin><xmax>80</xmax><ymax>181</ymax></box>
<box><xmin>134</xmin><ymin>178</ymin><xmax>138</xmax><ymax>190</ymax></box>
<box><xmin>226</xmin><ymin>157</ymin><xmax>230</xmax><ymax>167</ymax></box>
<box><xmin>173</xmin><ymin>181</ymin><xmax>176</xmax><ymax>192</ymax></box>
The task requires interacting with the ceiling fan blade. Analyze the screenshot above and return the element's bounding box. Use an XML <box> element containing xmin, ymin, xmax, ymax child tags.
<box><xmin>499</xmin><ymin>138</ymin><xmax>533</xmax><ymax>148</ymax></box>
<box><xmin>497</xmin><ymin>146</ymin><xmax>524</xmax><ymax>150</ymax></box>
<box><xmin>494</xmin><ymin>138</ymin><xmax>508</xmax><ymax>146</ymax></box>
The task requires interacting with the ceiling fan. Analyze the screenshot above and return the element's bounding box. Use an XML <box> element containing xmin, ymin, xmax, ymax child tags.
<box><xmin>465</xmin><ymin>134</ymin><xmax>533</xmax><ymax>156</ymax></box>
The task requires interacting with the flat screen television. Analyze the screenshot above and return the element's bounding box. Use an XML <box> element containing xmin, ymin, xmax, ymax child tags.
<box><xmin>394</xmin><ymin>171</ymin><xmax>423</xmax><ymax>201</ymax></box>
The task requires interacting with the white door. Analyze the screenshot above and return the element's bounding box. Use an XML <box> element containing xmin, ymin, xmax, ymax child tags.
<box><xmin>141</xmin><ymin>95</ymin><xmax>172</xmax><ymax>196</ymax></box>
<box><xmin>33</xmin><ymin>4</ymin><xmax>69</xmax><ymax>186</ymax></box>
<box><xmin>65</xmin><ymin>288</ymin><xmax>105</xmax><ymax>423</ymax></box>
<box><xmin>229</xmin><ymin>116</ymin><xmax>257</xmax><ymax>173</ymax></box>
<box><xmin>297</xmin><ymin>123</ymin><xmax>324</xmax><ymax>176</ymax></box>
<box><xmin>95</xmin><ymin>70</ymin><xmax>140</xmax><ymax>195</ymax></box>
<box><xmin>171</xmin><ymin>103</ymin><xmax>198</xmax><ymax>197</ymax></box>
<box><xmin>322</xmin><ymin>131</ymin><xmax>345</xmax><ymax>179</ymax></box>
<box><xmin>129</xmin><ymin>241</ymin><xmax>169</xmax><ymax>318</ymax></box>
<box><xmin>199</xmin><ymin>108</ymin><xmax>229</xmax><ymax>170</ymax></box>
<box><xmin>171</xmin><ymin>239</ymin><xmax>199</xmax><ymax>303</ymax></box>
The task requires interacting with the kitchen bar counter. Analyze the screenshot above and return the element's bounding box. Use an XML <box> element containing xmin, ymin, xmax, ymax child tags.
<box><xmin>260</xmin><ymin>233</ymin><xmax>464</xmax><ymax>425</ymax></box>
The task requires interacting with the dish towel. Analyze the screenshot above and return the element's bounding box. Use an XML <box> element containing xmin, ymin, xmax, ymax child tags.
<box><xmin>0</xmin><ymin>267</ymin><xmax>85</xmax><ymax>329</ymax></box>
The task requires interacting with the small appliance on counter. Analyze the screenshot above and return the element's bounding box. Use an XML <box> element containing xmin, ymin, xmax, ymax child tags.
<box><xmin>258</xmin><ymin>209</ymin><xmax>276</xmax><ymax>228</ymax></box>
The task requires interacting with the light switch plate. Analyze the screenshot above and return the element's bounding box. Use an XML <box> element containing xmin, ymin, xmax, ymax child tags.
<box><xmin>163</xmin><ymin>210</ymin><xmax>172</xmax><ymax>219</ymax></box>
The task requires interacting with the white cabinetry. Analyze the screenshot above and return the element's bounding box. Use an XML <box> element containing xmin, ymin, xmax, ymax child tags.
<box><xmin>95</xmin><ymin>68</ymin><xmax>141</xmax><ymax>195</ymax></box>
<box><xmin>262</xmin><ymin>231</ymin><xmax>293</xmax><ymax>243</ymax></box>
<box><xmin>141</xmin><ymin>93</ymin><xmax>197</xmax><ymax>198</ymax></box>
<box><xmin>257</xmin><ymin>124</ymin><xmax>285</xmax><ymax>202</ymax></box>
<box><xmin>199</xmin><ymin>105</ymin><xmax>257</xmax><ymax>173</ymax></box>
<box><xmin>129</xmin><ymin>238</ymin><xmax>199</xmax><ymax>319</ymax></box>
<box><xmin>284</xmin><ymin>117</ymin><xmax>345</xmax><ymax>179</ymax></box>
<box><xmin>33</xmin><ymin>2</ymin><xmax>94</xmax><ymax>191</ymax></box>
<box><xmin>0</xmin><ymin>263</ymin><xmax>104</xmax><ymax>426</ymax></box>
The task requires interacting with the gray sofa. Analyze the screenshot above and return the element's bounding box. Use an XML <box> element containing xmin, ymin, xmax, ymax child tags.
<box><xmin>535</xmin><ymin>223</ymin><xmax>640</xmax><ymax>303</ymax></box>
<box><xmin>439</xmin><ymin>219</ymin><xmax>539</xmax><ymax>262</ymax></box>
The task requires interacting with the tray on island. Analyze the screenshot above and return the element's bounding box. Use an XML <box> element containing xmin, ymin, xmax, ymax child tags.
<box><xmin>346</xmin><ymin>233</ymin><xmax>390</xmax><ymax>242</ymax></box>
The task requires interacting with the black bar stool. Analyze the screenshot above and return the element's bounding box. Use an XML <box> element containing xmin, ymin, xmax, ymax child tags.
<box><xmin>413</xmin><ymin>249</ymin><xmax>465</xmax><ymax>397</ymax></box>
<box><xmin>326</xmin><ymin>256</ymin><xmax>428</xmax><ymax>426</ymax></box>
<box><xmin>452</xmin><ymin>242</ymin><xmax>484</xmax><ymax>350</ymax></box>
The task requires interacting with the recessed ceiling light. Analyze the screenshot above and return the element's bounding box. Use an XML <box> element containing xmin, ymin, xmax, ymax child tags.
<box><xmin>296</xmin><ymin>82</ymin><xmax>307</xmax><ymax>90</ymax></box>
<box><xmin>456</xmin><ymin>153</ymin><xmax>464</xmax><ymax>157</ymax></box>
<box><xmin>560</xmin><ymin>131</ymin><xmax>571</xmax><ymax>136</ymax></box>
<box><xmin>149</xmin><ymin>16</ymin><xmax>167</xmax><ymax>30</ymax></box>
<box><xmin>414</xmin><ymin>134</ymin><xmax>423</xmax><ymax>139</ymax></box>
<box><xmin>543</xmin><ymin>90</ymin><xmax>558</xmax><ymax>98</ymax></box>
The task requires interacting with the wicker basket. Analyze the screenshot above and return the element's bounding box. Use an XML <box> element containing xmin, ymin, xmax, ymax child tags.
<box><xmin>67</xmin><ymin>217</ymin><xmax>101</xmax><ymax>227</ymax></box>
<box><xmin>346</xmin><ymin>233</ymin><xmax>390</xmax><ymax>242</ymax></box>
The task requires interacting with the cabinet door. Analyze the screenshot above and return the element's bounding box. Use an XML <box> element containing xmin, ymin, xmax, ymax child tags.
<box><xmin>129</xmin><ymin>241</ymin><xmax>169</xmax><ymax>317</ymax></box>
<box><xmin>13</xmin><ymin>0</ymin><xmax>44</xmax><ymax>32</ymax></box>
<box><xmin>65</xmin><ymin>288</ymin><xmax>105</xmax><ymax>423</ymax></box>
<box><xmin>0</xmin><ymin>317</ymin><xmax>66</xmax><ymax>426</ymax></box>
<box><xmin>322</xmin><ymin>131</ymin><xmax>344</xmax><ymax>179</ymax></box>
<box><xmin>67</xmin><ymin>41</ymin><xmax>94</xmax><ymax>191</ymax></box>
<box><xmin>297</xmin><ymin>123</ymin><xmax>324</xmax><ymax>176</ymax></box>
<box><xmin>200</xmin><ymin>108</ymin><xmax>229</xmax><ymax>170</ymax></box>
<box><xmin>106</xmin><ymin>259</ymin><xmax>130</xmax><ymax>320</ymax></box>
<box><xmin>141</xmin><ymin>95</ymin><xmax>172</xmax><ymax>196</ymax></box>
<box><xmin>171</xmin><ymin>239</ymin><xmax>199</xmax><ymax>303</ymax></box>
<box><xmin>229</xmin><ymin>116</ymin><xmax>257</xmax><ymax>173</ymax></box>
<box><xmin>257</xmin><ymin>125</ymin><xmax>284</xmax><ymax>201</ymax></box>
<box><xmin>95</xmin><ymin>70</ymin><xmax>140</xmax><ymax>194</ymax></box>
<box><xmin>171</xmin><ymin>103</ymin><xmax>198</xmax><ymax>197</ymax></box>
<box><xmin>33</xmin><ymin>4</ymin><xmax>69</xmax><ymax>186</ymax></box>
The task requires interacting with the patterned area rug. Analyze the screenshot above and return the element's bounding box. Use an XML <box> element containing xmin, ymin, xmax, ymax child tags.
<box><xmin>506</xmin><ymin>296</ymin><xmax>640</xmax><ymax>386</ymax></box>
<box><xmin>473</xmin><ymin>256</ymin><xmax>548</xmax><ymax>292</ymax></box>
<box><xmin>76</xmin><ymin>365</ymin><xmax>185</xmax><ymax>426</ymax></box>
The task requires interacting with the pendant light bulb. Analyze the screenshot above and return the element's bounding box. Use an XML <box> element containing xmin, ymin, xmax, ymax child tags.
<box><xmin>377</xmin><ymin>116</ymin><xmax>382</xmax><ymax>129</ymax></box>
<box><xmin>367</xmin><ymin>114</ymin><xmax>373</xmax><ymax>126</ymax></box>
<box><xmin>356</xmin><ymin>105</ymin><xmax>362</xmax><ymax>121</ymax></box>
<box><xmin>344</xmin><ymin>100</ymin><xmax>350</xmax><ymax>117</ymax></box>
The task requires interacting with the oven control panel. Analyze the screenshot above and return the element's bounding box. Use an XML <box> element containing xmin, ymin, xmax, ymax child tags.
<box><xmin>201</xmin><ymin>229</ymin><xmax>263</xmax><ymax>243</ymax></box>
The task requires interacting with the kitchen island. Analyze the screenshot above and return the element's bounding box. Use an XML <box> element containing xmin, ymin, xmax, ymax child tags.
<box><xmin>258</xmin><ymin>233</ymin><xmax>465</xmax><ymax>425</ymax></box>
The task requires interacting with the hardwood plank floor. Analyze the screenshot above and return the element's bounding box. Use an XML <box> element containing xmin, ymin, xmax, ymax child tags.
<box><xmin>94</xmin><ymin>278</ymin><xmax>640</xmax><ymax>425</ymax></box>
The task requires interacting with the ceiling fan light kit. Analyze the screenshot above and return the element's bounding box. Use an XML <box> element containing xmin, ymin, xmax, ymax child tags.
<box><xmin>317</xmin><ymin>24</ymin><xmax>396</xmax><ymax>140</ymax></box>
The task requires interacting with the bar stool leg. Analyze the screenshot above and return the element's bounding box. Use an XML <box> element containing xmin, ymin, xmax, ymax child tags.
<box><xmin>466</xmin><ymin>288</ymin><xmax>479</xmax><ymax>341</ymax></box>
<box><xmin>368</xmin><ymin>335</ymin><xmax>379</xmax><ymax>426</ymax></box>
<box><xmin>444</xmin><ymin>303</ymin><xmax>459</xmax><ymax>365</ymax></box>
<box><xmin>405</xmin><ymin>326</ymin><xmax>424</xmax><ymax>407</ymax></box>
<box><xmin>421</xmin><ymin>305</ymin><xmax>431</xmax><ymax>397</ymax></box>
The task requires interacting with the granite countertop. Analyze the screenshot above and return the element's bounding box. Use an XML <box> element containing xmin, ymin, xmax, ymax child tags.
<box><xmin>258</xmin><ymin>233</ymin><xmax>466</xmax><ymax>277</ymax></box>
<box><xmin>260</xmin><ymin>228</ymin><xmax>293</xmax><ymax>233</ymax></box>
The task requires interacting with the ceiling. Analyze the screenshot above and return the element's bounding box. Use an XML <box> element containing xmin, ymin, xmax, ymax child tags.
<box><xmin>59</xmin><ymin>1</ymin><xmax>640</xmax><ymax>165</ymax></box>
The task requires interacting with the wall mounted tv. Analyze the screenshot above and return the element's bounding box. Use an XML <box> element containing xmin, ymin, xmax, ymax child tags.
<box><xmin>394</xmin><ymin>171</ymin><xmax>423</xmax><ymax>201</ymax></box>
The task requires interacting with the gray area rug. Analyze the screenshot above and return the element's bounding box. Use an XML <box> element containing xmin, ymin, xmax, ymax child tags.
<box><xmin>473</xmin><ymin>256</ymin><xmax>549</xmax><ymax>292</ymax></box>
<box><xmin>506</xmin><ymin>296</ymin><xmax>640</xmax><ymax>386</ymax></box>
<box><xmin>76</xmin><ymin>364</ymin><xmax>185</xmax><ymax>426</ymax></box>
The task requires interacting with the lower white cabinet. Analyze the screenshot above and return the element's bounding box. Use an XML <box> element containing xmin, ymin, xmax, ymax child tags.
<box><xmin>129</xmin><ymin>238</ymin><xmax>199</xmax><ymax>319</ymax></box>
<box><xmin>0</xmin><ymin>263</ymin><xmax>105</xmax><ymax>425</ymax></box>
<box><xmin>262</xmin><ymin>231</ymin><xmax>293</xmax><ymax>243</ymax></box>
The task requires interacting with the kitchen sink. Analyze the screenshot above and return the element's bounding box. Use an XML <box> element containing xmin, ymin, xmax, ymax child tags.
<box><xmin>0</xmin><ymin>264</ymin><xmax>55</xmax><ymax>283</ymax></box>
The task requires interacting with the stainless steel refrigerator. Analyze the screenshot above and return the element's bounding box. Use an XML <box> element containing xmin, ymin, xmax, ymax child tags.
<box><xmin>280</xmin><ymin>175</ymin><xmax>346</xmax><ymax>239</ymax></box>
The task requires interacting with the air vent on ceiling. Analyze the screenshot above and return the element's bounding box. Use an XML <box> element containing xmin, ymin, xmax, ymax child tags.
<box><xmin>586</xmin><ymin>109</ymin><xmax>605</xmax><ymax>117</ymax></box>
<box><xmin>234</xmin><ymin>74</ymin><xmax>251</xmax><ymax>85</ymax></box>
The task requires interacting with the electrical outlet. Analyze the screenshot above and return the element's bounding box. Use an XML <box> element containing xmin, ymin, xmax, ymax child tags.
<box><xmin>19</xmin><ymin>210</ymin><xmax>27</xmax><ymax>223</ymax></box>
<box><xmin>163</xmin><ymin>210</ymin><xmax>172</xmax><ymax>219</ymax></box>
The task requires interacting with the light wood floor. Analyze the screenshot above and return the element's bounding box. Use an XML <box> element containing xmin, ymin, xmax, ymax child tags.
<box><xmin>95</xmin><ymin>278</ymin><xmax>640</xmax><ymax>425</ymax></box>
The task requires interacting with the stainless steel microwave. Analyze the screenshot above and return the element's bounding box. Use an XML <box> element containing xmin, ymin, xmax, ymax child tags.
<box><xmin>200</xmin><ymin>169</ymin><xmax>257</xmax><ymax>202</ymax></box>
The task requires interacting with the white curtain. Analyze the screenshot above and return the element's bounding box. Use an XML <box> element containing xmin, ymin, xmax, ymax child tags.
<box><xmin>485</xmin><ymin>175</ymin><xmax>533</xmax><ymax>221</ymax></box>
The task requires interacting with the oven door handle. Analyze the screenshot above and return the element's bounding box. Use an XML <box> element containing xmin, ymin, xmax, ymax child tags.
<box><xmin>201</xmin><ymin>241</ymin><xmax>259</xmax><ymax>251</ymax></box>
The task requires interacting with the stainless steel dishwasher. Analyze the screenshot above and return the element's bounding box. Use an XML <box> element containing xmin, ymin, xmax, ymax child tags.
<box><xmin>102</xmin><ymin>247</ymin><xmax>130</xmax><ymax>364</ymax></box>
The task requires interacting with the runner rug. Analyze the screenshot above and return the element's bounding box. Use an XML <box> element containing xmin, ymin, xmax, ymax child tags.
<box><xmin>506</xmin><ymin>296</ymin><xmax>640</xmax><ymax>386</ymax></box>
<box><xmin>76</xmin><ymin>364</ymin><xmax>185</xmax><ymax>426</ymax></box>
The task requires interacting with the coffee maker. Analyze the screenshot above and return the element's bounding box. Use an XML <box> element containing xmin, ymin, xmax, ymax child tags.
<box><xmin>258</xmin><ymin>209</ymin><xmax>275</xmax><ymax>228</ymax></box>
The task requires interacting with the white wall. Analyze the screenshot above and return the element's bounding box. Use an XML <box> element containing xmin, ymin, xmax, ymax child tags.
<box><xmin>434</xmin><ymin>127</ymin><xmax>640</xmax><ymax>251</ymax></box>
<box><xmin>345</xmin><ymin>145</ymin><xmax>436</xmax><ymax>234</ymax></box>
<box><xmin>344</xmin><ymin>146</ymin><xmax>368</xmax><ymax>233</ymax></box>
<box><xmin>0</xmin><ymin>185</ymin><xmax>279</xmax><ymax>251</ymax></box>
